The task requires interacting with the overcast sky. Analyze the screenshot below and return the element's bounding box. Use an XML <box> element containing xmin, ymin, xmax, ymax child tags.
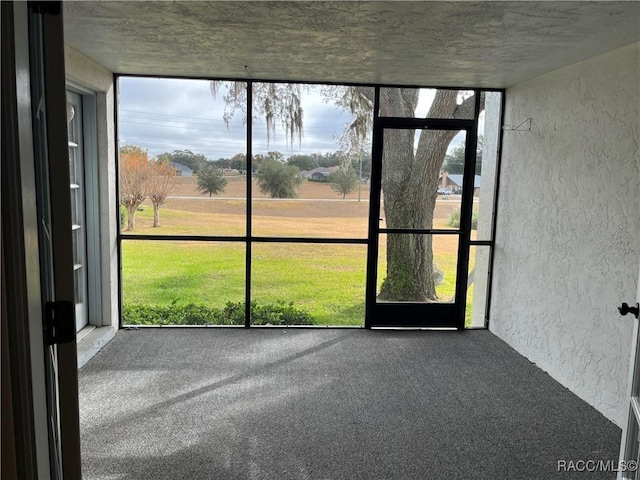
<box><xmin>118</xmin><ymin>77</ymin><xmax>470</xmax><ymax>161</ymax></box>
<box><xmin>118</xmin><ymin>77</ymin><xmax>358</xmax><ymax>160</ymax></box>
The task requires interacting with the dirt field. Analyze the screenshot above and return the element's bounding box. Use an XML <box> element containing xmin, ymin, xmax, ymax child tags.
<box><xmin>164</xmin><ymin>175</ymin><xmax>461</xmax><ymax>224</ymax></box>
<box><xmin>171</xmin><ymin>175</ymin><xmax>369</xmax><ymax>199</ymax></box>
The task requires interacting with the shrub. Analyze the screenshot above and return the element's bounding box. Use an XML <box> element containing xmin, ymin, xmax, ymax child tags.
<box><xmin>122</xmin><ymin>303</ymin><xmax>229</xmax><ymax>326</ymax></box>
<box><xmin>122</xmin><ymin>301</ymin><xmax>313</xmax><ymax>326</ymax></box>
<box><xmin>329</xmin><ymin>168</ymin><xmax>359</xmax><ymax>199</ymax></box>
<box><xmin>197</xmin><ymin>164</ymin><xmax>227</xmax><ymax>197</ymax></box>
<box><xmin>447</xmin><ymin>208</ymin><xmax>478</xmax><ymax>230</ymax></box>
<box><xmin>255</xmin><ymin>159</ymin><xmax>303</xmax><ymax>198</ymax></box>
<box><xmin>447</xmin><ymin>209</ymin><xmax>460</xmax><ymax>228</ymax></box>
<box><xmin>251</xmin><ymin>301</ymin><xmax>313</xmax><ymax>325</ymax></box>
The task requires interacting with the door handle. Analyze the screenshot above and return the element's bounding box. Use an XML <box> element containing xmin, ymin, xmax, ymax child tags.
<box><xmin>618</xmin><ymin>303</ymin><xmax>640</xmax><ymax>319</ymax></box>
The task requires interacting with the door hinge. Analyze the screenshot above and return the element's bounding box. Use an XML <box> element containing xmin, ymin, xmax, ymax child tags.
<box><xmin>45</xmin><ymin>301</ymin><xmax>75</xmax><ymax>345</ymax></box>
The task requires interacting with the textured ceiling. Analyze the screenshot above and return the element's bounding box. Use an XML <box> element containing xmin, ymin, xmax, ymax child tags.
<box><xmin>63</xmin><ymin>1</ymin><xmax>640</xmax><ymax>88</ymax></box>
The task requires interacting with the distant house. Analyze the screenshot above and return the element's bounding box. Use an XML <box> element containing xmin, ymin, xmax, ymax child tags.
<box><xmin>439</xmin><ymin>172</ymin><xmax>481</xmax><ymax>195</ymax></box>
<box><xmin>170</xmin><ymin>162</ymin><xmax>193</xmax><ymax>176</ymax></box>
<box><xmin>300</xmin><ymin>166</ymin><xmax>340</xmax><ymax>181</ymax></box>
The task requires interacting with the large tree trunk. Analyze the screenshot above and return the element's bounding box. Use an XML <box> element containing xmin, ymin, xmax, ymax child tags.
<box><xmin>377</xmin><ymin>89</ymin><xmax>477</xmax><ymax>301</ymax></box>
<box><xmin>380</xmin><ymin>230</ymin><xmax>437</xmax><ymax>301</ymax></box>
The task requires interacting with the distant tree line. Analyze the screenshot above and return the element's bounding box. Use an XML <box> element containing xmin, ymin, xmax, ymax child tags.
<box><xmin>154</xmin><ymin>140</ymin><xmax>483</xmax><ymax>179</ymax></box>
<box><xmin>156</xmin><ymin>149</ymin><xmax>372</xmax><ymax>178</ymax></box>
<box><xmin>152</xmin><ymin>149</ymin><xmax>372</xmax><ymax>201</ymax></box>
<box><xmin>441</xmin><ymin>136</ymin><xmax>483</xmax><ymax>175</ymax></box>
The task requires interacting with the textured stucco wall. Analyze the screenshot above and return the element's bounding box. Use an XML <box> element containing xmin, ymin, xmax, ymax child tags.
<box><xmin>491</xmin><ymin>43</ymin><xmax>640</xmax><ymax>427</ymax></box>
<box><xmin>64</xmin><ymin>45</ymin><xmax>118</xmax><ymax>334</ymax></box>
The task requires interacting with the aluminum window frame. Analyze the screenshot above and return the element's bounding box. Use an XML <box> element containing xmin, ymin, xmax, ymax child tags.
<box><xmin>114</xmin><ymin>74</ymin><xmax>504</xmax><ymax>329</ymax></box>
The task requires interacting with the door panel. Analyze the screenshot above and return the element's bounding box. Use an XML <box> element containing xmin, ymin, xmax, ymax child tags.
<box><xmin>30</xmin><ymin>2</ymin><xmax>82</xmax><ymax>478</ymax></box>
<box><xmin>3</xmin><ymin>2</ymin><xmax>50</xmax><ymax>476</ymax></box>
<box><xmin>29</xmin><ymin>7</ymin><xmax>63</xmax><ymax>478</ymax></box>
<box><xmin>367</xmin><ymin>123</ymin><xmax>474</xmax><ymax>329</ymax></box>
<box><xmin>618</xmin><ymin>265</ymin><xmax>640</xmax><ymax>479</ymax></box>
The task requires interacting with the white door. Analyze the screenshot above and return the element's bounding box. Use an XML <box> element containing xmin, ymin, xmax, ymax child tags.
<box><xmin>67</xmin><ymin>91</ymin><xmax>89</xmax><ymax>331</ymax></box>
<box><xmin>618</xmin><ymin>265</ymin><xmax>640</xmax><ymax>479</ymax></box>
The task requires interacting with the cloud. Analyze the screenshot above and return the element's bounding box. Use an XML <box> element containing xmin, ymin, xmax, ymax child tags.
<box><xmin>118</xmin><ymin>78</ymin><xmax>356</xmax><ymax>159</ymax></box>
<box><xmin>118</xmin><ymin>78</ymin><xmax>482</xmax><ymax>160</ymax></box>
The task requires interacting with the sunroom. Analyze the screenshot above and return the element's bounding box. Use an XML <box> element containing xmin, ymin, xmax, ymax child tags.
<box><xmin>3</xmin><ymin>1</ymin><xmax>639</xmax><ymax>479</ymax></box>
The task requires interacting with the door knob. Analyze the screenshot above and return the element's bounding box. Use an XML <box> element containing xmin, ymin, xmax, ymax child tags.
<box><xmin>618</xmin><ymin>303</ymin><xmax>640</xmax><ymax>319</ymax></box>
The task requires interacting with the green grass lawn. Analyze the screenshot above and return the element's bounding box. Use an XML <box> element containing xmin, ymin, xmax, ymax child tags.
<box><xmin>122</xmin><ymin>241</ymin><xmax>246</xmax><ymax>306</ymax></box>
<box><xmin>122</xmin><ymin>200</ymin><xmax>478</xmax><ymax>327</ymax></box>
<box><xmin>122</xmin><ymin>239</ymin><xmax>469</xmax><ymax>326</ymax></box>
<box><xmin>122</xmin><ymin>241</ymin><xmax>369</xmax><ymax>326</ymax></box>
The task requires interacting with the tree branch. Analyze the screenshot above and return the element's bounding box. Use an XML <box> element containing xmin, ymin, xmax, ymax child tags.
<box><xmin>453</xmin><ymin>91</ymin><xmax>484</xmax><ymax>120</ymax></box>
<box><xmin>355</xmin><ymin>86</ymin><xmax>375</xmax><ymax>104</ymax></box>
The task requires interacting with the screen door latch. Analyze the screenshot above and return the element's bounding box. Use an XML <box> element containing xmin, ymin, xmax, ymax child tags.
<box><xmin>619</xmin><ymin>303</ymin><xmax>640</xmax><ymax>319</ymax></box>
<box><xmin>45</xmin><ymin>301</ymin><xmax>75</xmax><ymax>345</ymax></box>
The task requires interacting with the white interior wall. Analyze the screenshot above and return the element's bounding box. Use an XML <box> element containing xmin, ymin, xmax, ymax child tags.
<box><xmin>64</xmin><ymin>45</ymin><xmax>118</xmax><ymax>363</ymax></box>
<box><xmin>491</xmin><ymin>43</ymin><xmax>640</xmax><ymax>427</ymax></box>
